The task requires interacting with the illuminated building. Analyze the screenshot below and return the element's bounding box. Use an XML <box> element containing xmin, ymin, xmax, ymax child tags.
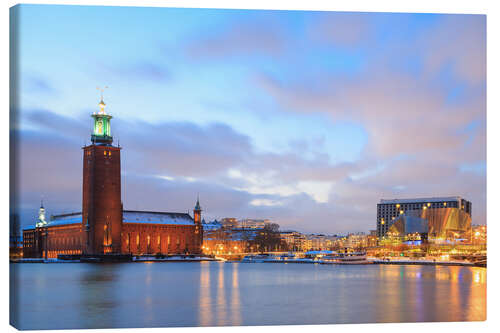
<box><xmin>378</xmin><ymin>197</ymin><xmax>472</xmax><ymax>243</ymax></box>
<box><xmin>279</xmin><ymin>230</ymin><xmax>307</xmax><ymax>251</ymax></box>
<box><xmin>220</xmin><ymin>218</ymin><xmax>239</xmax><ymax>229</ymax></box>
<box><xmin>377</xmin><ymin>197</ymin><xmax>471</xmax><ymax>238</ymax></box>
<box><xmin>239</xmin><ymin>219</ymin><xmax>270</xmax><ymax>229</ymax></box>
<box><xmin>22</xmin><ymin>96</ymin><xmax>203</xmax><ymax>258</ymax></box>
<box><xmin>471</xmin><ymin>224</ymin><xmax>487</xmax><ymax>245</ymax></box>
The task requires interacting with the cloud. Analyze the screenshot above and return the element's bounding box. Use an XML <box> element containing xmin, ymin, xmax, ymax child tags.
<box><xmin>308</xmin><ymin>12</ymin><xmax>375</xmax><ymax>47</ymax></box>
<box><xmin>421</xmin><ymin>15</ymin><xmax>486</xmax><ymax>85</ymax></box>
<box><xmin>21</xmin><ymin>74</ymin><xmax>57</xmax><ymax>95</ymax></box>
<box><xmin>100</xmin><ymin>61</ymin><xmax>171</xmax><ymax>83</ymax></box>
<box><xmin>185</xmin><ymin>20</ymin><xmax>287</xmax><ymax>59</ymax></box>
<box><xmin>13</xmin><ymin>13</ymin><xmax>486</xmax><ymax>234</ymax></box>
<box><xmin>251</xmin><ymin>15</ymin><xmax>486</xmax><ymax>226</ymax></box>
<box><xmin>15</xmin><ymin>108</ymin><xmax>379</xmax><ymax>233</ymax></box>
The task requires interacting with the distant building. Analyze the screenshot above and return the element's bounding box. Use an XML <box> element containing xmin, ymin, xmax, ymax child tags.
<box><xmin>239</xmin><ymin>219</ymin><xmax>270</xmax><ymax>229</ymax></box>
<box><xmin>377</xmin><ymin>196</ymin><xmax>472</xmax><ymax>242</ymax></box>
<box><xmin>279</xmin><ymin>230</ymin><xmax>306</xmax><ymax>251</ymax></box>
<box><xmin>202</xmin><ymin>219</ymin><xmax>223</xmax><ymax>232</ymax></box>
<box><xmin>22</xmin><ymin>97</ymin><xmax>203</xmax><ymax>258</ymax></box>
<box><xmin>305</xmin><ymin>234</ymin><xmax>338</xmax><ymax>251</ymax></box>
<box><xmin>220</xmin><ymin>218</ymin><xmax>239</xmax><ymax>229</ymax></box>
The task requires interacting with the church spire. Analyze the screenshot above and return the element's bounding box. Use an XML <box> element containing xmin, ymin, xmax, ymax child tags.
<box><xmin>193</xmin><ymin>195</ymin><xmax>202</xmax><ymax>225</ymax></box>
<box><xmin>194</xmin><ymin>194</ymin><xmax>202</xmax><ymax>211</ymax></box>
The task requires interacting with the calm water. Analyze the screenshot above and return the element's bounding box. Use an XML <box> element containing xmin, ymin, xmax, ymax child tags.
<box><xmin>10</xmin><ymin>262</ymin><xmax>486</xmax><ymax>330</ymax></box>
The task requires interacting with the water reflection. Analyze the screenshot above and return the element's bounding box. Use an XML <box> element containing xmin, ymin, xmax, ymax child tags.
<box><xmin>216</xmin><ymin>262</ymin><xmax>227</xmax><ymax>325</ymax></box>
<box><xmin>230</xmin><ymin>263</ymin><xmax>241</xmax><ymax>326</ymax></box>
<box><xmin>199</xmin><ymin>262</ymin><xmax>212</xmax><ymax>326</ymax></box>
<box><xmin>14</xmin><ymin>263</ymin><xmax>486</xmax><ymax>329</ymax></box>
<box><xmin>79</xmin><ymin>264</ymin><xmax>119</xmax><ymax>328</ymax></box>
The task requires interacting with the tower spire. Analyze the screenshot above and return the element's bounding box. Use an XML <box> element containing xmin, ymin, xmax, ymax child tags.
<box><xmin>37</xmin><ymin>197</ymin><xmax>47</xmax><ymax>227</ymax></box>
<box><xmin>96</xmin><ymin>86</ymin><xmax>108</xmax><ymax>115</ymax></box>
<box><xmin>195</xmin><ymin>194</ymin><xmax>201</xmax><ymax>211</ymax></box>
<box><xmin>91</xmin><ymin>86</ymin><xmax>113</xmax><ymax>145</ymax></box>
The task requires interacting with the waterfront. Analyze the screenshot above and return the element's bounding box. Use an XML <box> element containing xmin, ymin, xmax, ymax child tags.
<box><xmin>10</xmin><ymin>262</ymin><xmax>486</xmax><ymax>330</ymax></box>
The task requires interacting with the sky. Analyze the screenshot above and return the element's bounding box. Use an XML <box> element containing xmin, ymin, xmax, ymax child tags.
<box><xmin>11</xmin><ymin>4</ymin><xmax>486</xmax><ymax>234</ymax></box>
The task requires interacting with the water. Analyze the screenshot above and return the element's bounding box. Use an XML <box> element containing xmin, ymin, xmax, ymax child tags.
<box><xmin>10</xmin><ymin>262</ymin><xmax>486</xmax><ymax>330</ymax></box>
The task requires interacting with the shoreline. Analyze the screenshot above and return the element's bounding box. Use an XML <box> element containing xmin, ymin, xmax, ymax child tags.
<box><xmin>10</xmin><ymin>257</ymin><xmax>486</xmax><ymax>267</ymax></box>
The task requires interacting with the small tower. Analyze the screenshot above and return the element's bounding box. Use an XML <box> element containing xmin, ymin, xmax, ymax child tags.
<box><xmin>194</xmin><ymin>195</ymin><xmax>202</xmax><ymax>225</ymax></box>
<box><xmin>36</xmin><ymin>199</ymin><xmax>47</xmax><ymax>227</ymax></box>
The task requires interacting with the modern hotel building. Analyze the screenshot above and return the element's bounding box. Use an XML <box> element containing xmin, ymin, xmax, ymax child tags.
<box><xmin>377</xmin><ymin>197</ymin><xmax>472</xmax><ymax>241</ymax></box>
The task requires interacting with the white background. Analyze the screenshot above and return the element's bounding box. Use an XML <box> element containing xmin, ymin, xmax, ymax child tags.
<box><xmin>2</xmin><ymin>1</ymin><xmax>498</xmax><ymax>333</ymax></box>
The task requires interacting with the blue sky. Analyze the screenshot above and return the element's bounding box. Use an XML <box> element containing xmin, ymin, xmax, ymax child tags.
<box><xmin>12</xmin><ymin>5</ymin><xmax>486</xmax><ymax>233</ymax></box>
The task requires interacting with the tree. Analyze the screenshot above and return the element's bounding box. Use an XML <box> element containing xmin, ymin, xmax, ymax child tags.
<box><xmin>253</xmin><ymin>223</ymin><xmax>283</xmax><ymax>253</ymax></box>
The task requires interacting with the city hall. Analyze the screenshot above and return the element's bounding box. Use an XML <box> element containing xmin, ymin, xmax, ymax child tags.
<box><xmin>22</xmin><ymin>96</ymin><xmax>203</xmax><ymax>258</ymax></box>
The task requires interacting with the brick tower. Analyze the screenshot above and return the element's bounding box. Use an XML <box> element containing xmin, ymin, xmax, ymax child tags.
<box><xmin>82</xmin><ymin>94</ymin><xmax>122</xmax><ymax>255</ymax></box>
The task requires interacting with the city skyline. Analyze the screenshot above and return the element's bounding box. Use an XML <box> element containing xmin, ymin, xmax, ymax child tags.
<box><xmin>12</xmin><ymin>5</ymin><xmax>486</xmax><ymax>234</ymax></box>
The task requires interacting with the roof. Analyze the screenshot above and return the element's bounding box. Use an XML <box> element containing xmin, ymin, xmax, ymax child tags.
<box><xmin>45</xmin><ymin>210</ymin><xmax>195</xmax><ymax>227</ymax></box>
<box><xmin>380</xmin><ymin>197</ymin><xmax>462</xmax><ymax>204</ymax></box>
<box><xmin>49</xmin><ymin>212</ymin><xmax>83</xmax><ymax>226</ymax></box>
<box><xmin>123</xmin><ymin>210</ymin><xmax>194</xmax><ymax>225</ymax></box>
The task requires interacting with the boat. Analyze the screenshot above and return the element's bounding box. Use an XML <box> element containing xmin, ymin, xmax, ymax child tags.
<box><xmin>241</xmin><ymin>254</ymin><xmax>270</xmax><ymax>263</ymax></box>
<box><xmin>321</xmin><ymin>249</ymin><xmax>371</xmax><ymax>264</ymax></box>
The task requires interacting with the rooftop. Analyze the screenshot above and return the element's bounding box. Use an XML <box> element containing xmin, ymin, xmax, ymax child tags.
<box><xmin>380</xmin><ymin>196</ymin><xmax>463</xmax><ymax>204</ymax></box>
<box><xmin>46</xmin><ymin>210</ymin><xmax>195</xmax><ymax>227</ymax></box>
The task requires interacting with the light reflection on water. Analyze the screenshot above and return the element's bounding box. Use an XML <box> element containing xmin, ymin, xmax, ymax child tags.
<box><xmin>11</xmin><ymin>263</ymin><xmax>486</xmax><ymax>330</ymax></box>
